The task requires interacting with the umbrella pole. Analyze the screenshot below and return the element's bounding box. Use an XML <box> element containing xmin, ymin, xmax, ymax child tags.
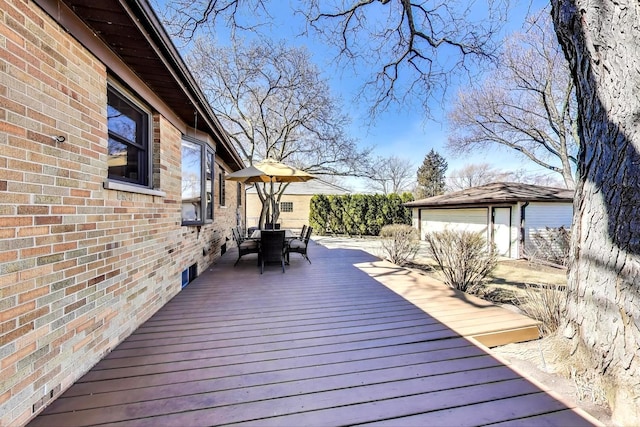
<box><xmin>264</xmin><ymin>184</ymin><xmax>270</xmax><ymax>229</ymax></box>
<box><xmin>270</xmin><ymin>178</ymin><xmax>275</xmax><ymax>229</ymax></box>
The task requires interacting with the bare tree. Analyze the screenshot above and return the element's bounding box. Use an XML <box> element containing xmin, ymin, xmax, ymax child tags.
<box><xmin>152</xmin><ymin>1</ymin><xmax>509</xmax><ymax>117</ymax></box>
<box><xmin>186</xmin><ymin>38</ymin><xmax>371</xmax><ymax>226</ymax></box>
<box><xmin>551</xmin><ymin>1</ymin><xmax>640</xmax><ymax>423</ymax></box>
<box><xmin>447</xmin><ymin>162</ymin><xmax>564</xmax><ymax>191</ymax></box>
<box><xmin>446</xmin><ymin>163</ymin><xmax>511</xmax><ymax>191</ymax></box>
<box><xmin>448</xmin><ymin>10</ymin><xmax>578</xmax><ymax>189</ymax></box>
<box><xmin>155</xmin><ymin>1</ymin><xmax>640</xmax><ymax>420</ymax></box>
<box><xmin>367</xmin><ymin>155</ymin><xmax>415</xmax><ymax>194</ymax></box>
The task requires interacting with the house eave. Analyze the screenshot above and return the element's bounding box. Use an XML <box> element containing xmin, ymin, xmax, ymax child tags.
<box><xmin>33</xmin><ymin>0</ymin><xmax>245</xmax><ymax>170</ymax></box>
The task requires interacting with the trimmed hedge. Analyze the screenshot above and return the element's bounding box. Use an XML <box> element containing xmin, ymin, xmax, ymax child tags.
<box><xmin>309</xmin><ymin>193</ymin><xmax>414</xmax><ymax>236</ymax></box>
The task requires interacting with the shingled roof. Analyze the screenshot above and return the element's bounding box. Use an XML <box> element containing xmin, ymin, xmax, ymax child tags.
<box><xmin>405</xmin><ymin>182</ymin><xmax>574</xmax><ymax>208</ymax></box>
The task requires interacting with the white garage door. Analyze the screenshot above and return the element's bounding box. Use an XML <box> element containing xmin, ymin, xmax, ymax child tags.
<box><xmin>421</xmin><ymin>208</ymin><xmax>489</xmax><ymax>239</ymax></box>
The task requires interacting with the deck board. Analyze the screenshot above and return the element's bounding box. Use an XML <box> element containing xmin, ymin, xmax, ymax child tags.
<box><xmin>355</xmin><ymin>260</ymin><xmax>542</xmax><ymax>346</ymax></box>
<box><xmin>28</xmin><ymin>241</ymin><xmax>599</xmax><ymax>427</ymax></box>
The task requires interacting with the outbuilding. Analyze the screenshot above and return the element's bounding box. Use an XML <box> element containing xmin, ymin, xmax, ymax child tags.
<box><xmin>245</xmin><ymin>179</ymin><xmax>351</xmax><ymax>230</ymax></box>
<box><xmin>404</xmin><ymin>182</ymin><xmax>574</xmax><ymax>259</ymax></box>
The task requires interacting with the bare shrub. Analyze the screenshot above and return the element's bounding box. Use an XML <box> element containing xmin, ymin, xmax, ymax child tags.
<box><xmin>516</xmin><ymin>284</ymin><xmax>566</xmax><ymax>336</ymax></box>
<box><xmin>424</xmin><ymin>229</ymin><xmax>497</xmax><ymax>293</ymax></box>
<box><xmin>379</xmin><ymin>224</ymin><xmax>420</xmax><ymax>266</ymax></box>
<box><xmin>528</xmin><ymin>226</ymin><xmax>571</xmax><ymax>267</ymax></box>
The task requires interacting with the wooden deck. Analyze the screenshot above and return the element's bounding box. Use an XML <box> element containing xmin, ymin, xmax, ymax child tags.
<box><xmin>355</xmin><ymin>261</ymin><xmax>541</xmax><ymax>347</ymax></box>
<box><xmin>28</xmin><ymin>242</ymin><xmax>600</xmax><ymax>426</ymax></box>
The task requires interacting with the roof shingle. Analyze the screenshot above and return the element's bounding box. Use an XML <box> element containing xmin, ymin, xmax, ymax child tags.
<box><xmin>405</xmin><ymin>182</ymin><xmax>574</xmax><ymax>208</ymax></box>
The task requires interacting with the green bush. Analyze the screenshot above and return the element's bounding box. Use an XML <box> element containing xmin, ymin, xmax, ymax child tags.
<box><xmin>424</xmin><ymin>229</ymin><xmax>497</xmax><ymax>293</ymax></box>
<box><xmin>379</xmin><ymin>224</ymin><xmax>420</xmax><ymax>266</ymax></box>
<box><xmin>309</xmin><ymin>192</ymin><xmax>414</xmax><ymax>236</ymax></box>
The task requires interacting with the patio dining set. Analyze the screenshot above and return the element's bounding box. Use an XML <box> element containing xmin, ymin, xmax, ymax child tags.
<box><xmin>231</xmin><ymin>225</ymin><xmax>313</xmax><ymax>273</ymax></box>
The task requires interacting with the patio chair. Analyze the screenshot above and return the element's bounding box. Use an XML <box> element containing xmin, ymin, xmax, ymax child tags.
<box><xmin>287</xmin><ymin>226</ymin><xmax>312</xmax><ymax>264</ymax></box>
<box><xmin>240</xmin><ymin>226</ymin><xmax>260</xmax><ymax>242</ymax></box>
<box><xmin>232</xmin><ymin>227</ymin><xmax>259</xmax><ymax>266</ymax></box>
<box><xmin>260</xmin><ymin>230</ymin><xmax>286</xmax><ymax>273</ymax></box>
<box><xmin>298</xmin><ymin>224</ymin><xmax>307</xmax><ymax>240</ymax></box>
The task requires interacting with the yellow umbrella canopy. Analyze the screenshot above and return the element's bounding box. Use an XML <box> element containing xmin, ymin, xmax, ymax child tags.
<box><xmin>225</xmin><ymin>164</ymin><xmax>273</xmax><ymax>183</ymax></box>
<box><xmin>226</xmin><ymin>158</ymin><xmax>315</xmax><ymax>183</ymax></box>
<box><xmin>226</xmin><ymin>159</ymin><xmax>315</xmax><ymax>227</ymax></box>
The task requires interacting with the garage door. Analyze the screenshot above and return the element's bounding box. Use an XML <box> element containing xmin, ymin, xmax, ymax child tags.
<box><xmin>421</xmin><ymin>208</ymin><xmax>489</xmax><ymax>239</ymax></box>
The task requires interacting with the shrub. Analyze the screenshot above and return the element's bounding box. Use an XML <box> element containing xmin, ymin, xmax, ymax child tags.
<box><xmin>424</xmin><ymin>229</ymin><xmax>497</xmax><ymax>293</ymax></box>
<box><xmin>528</xmin><ymin>226</ymin><xmax>571</xmax><ymax>267</ymax></box>
<box><xmin>309</xmin><ymin>193</ymin><xmax>412</xmax><ymax>236</ymax></box>
<box><xmin>379</xmin><ymin>224</ymin><xmax>420</xmax><ymax>266</ymax></box>
<box><xmin>516</xmin><ymin>284</ymin><xmax>566</xmax><ymax>336</ymax></box>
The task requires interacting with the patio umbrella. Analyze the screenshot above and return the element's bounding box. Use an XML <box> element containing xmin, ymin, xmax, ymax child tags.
<box><xmin>226</xmin><ymin>158</ymin><xmax>315</xmax><ymax>226</ymax></box>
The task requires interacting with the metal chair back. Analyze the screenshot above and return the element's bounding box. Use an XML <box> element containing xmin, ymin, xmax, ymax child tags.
<box><xmin>260</xmin><ymin>230</ymin><xmax>286</xmax><ymax>273</ymax></box>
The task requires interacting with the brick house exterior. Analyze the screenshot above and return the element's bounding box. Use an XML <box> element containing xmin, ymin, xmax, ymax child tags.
<box><xmin>0</xmin><ymin>1</ymin><xmax>246</xmax><ymax>425</ymax></box>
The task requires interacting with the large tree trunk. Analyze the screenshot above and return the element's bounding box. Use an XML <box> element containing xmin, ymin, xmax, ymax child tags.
<box><xmin>551</xmin><ymin>1</ymin><xmax>640</xmax><ymax>424</ymax></box>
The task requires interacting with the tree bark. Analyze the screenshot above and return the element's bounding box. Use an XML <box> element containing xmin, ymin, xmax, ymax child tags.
<box><xmin>551</xmin><ymin>1</ymin><xmax>640</xmax><ymax>424</ymax></box>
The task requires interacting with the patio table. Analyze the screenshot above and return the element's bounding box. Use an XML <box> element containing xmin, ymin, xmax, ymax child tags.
<box><xmin>250</xmin><ymin>229</ymin><xmax>295</xmax><ymax>240</ymax></box>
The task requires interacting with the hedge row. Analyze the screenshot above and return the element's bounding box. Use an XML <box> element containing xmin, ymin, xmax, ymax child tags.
<box><xmin>309</xmin><ymin>193</ymin><xmax>414</xmax><ymax>236</ymax></box>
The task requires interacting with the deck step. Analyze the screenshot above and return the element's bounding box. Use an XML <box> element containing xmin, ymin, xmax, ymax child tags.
<box><xmin>355</xmin><ymin>260</ymin><xmax>541</xmax><ymax>347</ymax></box>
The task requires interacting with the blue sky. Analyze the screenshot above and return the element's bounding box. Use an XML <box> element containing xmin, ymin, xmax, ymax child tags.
<box><xmin>152</xmin><ymin>0</ymin><xmax>552</xmax><ymax>191</ymax></box>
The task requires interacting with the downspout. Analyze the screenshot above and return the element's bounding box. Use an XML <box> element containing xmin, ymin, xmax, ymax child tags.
<box><xmin>519</xmin><ymin>201</ymin><xmax>529</xmax><ymax>258</ymax></box>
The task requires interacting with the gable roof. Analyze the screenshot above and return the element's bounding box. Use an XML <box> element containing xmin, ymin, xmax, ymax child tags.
<box><xmin>34</xmin><ymin>0</ymin><xmax>244</xmax><ymax>170</ymax></box>
<box><xmin>405</xmin><ymin>182</ymin><xmax>574</xmax><ymax>208</ymax></box>
<box><xmin>247</xmin><ymin>179</ymin><xmax>351</xmax><ymax>195</ymax></box>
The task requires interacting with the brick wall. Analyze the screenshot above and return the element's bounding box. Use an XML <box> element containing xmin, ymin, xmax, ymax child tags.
<box><xmin>0</xmin><ymin>2</ymin><xmax>242</xmax><ymax>425</ymax></box>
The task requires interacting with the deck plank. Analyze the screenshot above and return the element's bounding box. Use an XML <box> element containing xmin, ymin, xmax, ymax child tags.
<box><xmin>28</xmin><ymin>242</ymin><xmax>598</xmax><ymax>427</ymax></box>
<box><xmin>43</xmin><ymin>350</ymin><xmax>499</xmax><ymax>414</ymax></box>
<box><xmin>362</xmin><ymin>392</ymin><xmax>589</xmax><ymax>426</ymax></box>
<box><xmin>355</xmin><ymin>260</ymin><xmax>542</xmax><ymax>346</ymax></box>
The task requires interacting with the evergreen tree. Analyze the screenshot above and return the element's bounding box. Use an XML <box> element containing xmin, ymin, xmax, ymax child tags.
<box><xmin>415</xmin><ymin>149</ymin><xmax>448</xmax><ymax>199</ymax></box>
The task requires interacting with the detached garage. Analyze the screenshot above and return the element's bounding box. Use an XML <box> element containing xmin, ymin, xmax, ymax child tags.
<box><xmin>405</xmin><ymin>182</ymin><xmax>574</xmax><ymax>259</ymax></box>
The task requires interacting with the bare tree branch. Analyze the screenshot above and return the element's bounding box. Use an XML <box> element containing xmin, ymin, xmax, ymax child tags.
<box><xmin>152</xmin><ymin>1</ymin><xmax>511</xmax><ymax>117</ymax></box>
<box><xmin>447</xmin><ymin>162</ymin><xmax>563</xmax><ymax>191</ymax></box>
<box><xmin>301</xmin><ymin>0</ymin><xmax>510</xmax><ymax>117</ymax></box>
<box><xmin>367</xmin><ymin>155</ymin><xmax>415</xmax><ymax>194</ymax></box>
<box><xmin>447</xmin><ymin>9</ymin><xmax>577</xmax><ymax>189</ymax></box>
<box><xmin>186</xmin><ymin>38</ymin><xmax>373</xmax><ymax>224</ymax></box>
<box><xmin>150</xmin><ymin>0</ymin><xmax>269</xmax><ymax>42</ymax></box>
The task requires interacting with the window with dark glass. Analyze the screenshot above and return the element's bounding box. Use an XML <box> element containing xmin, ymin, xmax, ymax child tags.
<box><xmin>280</xmin><ymin>201</ymin><xmax>293</xmax><ymax>212</ymax></box>
<box><xmin>206</xmin><ymin>151</ymin><xmax>214</xmax><ymax>220</ymax></box>
<box><xmin>107</xmin><ymin>86</ymin><xmax>149</xmax><ymax>186</ymax></box>
<box><xmin>181</xmin><ymin>137</ymin><xmax>214</xmax><ymax>225</ymax></box>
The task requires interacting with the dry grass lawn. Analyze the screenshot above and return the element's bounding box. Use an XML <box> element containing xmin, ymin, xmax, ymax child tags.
<box><xmin>408</xmin><ymin>256</ymin><xmax>567</xmax><ymax>305</ymax></box>
<box><xmin>490</xmin><ymin>259</ymin><xmax>567</xmax><ymax>287</ymax></box>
